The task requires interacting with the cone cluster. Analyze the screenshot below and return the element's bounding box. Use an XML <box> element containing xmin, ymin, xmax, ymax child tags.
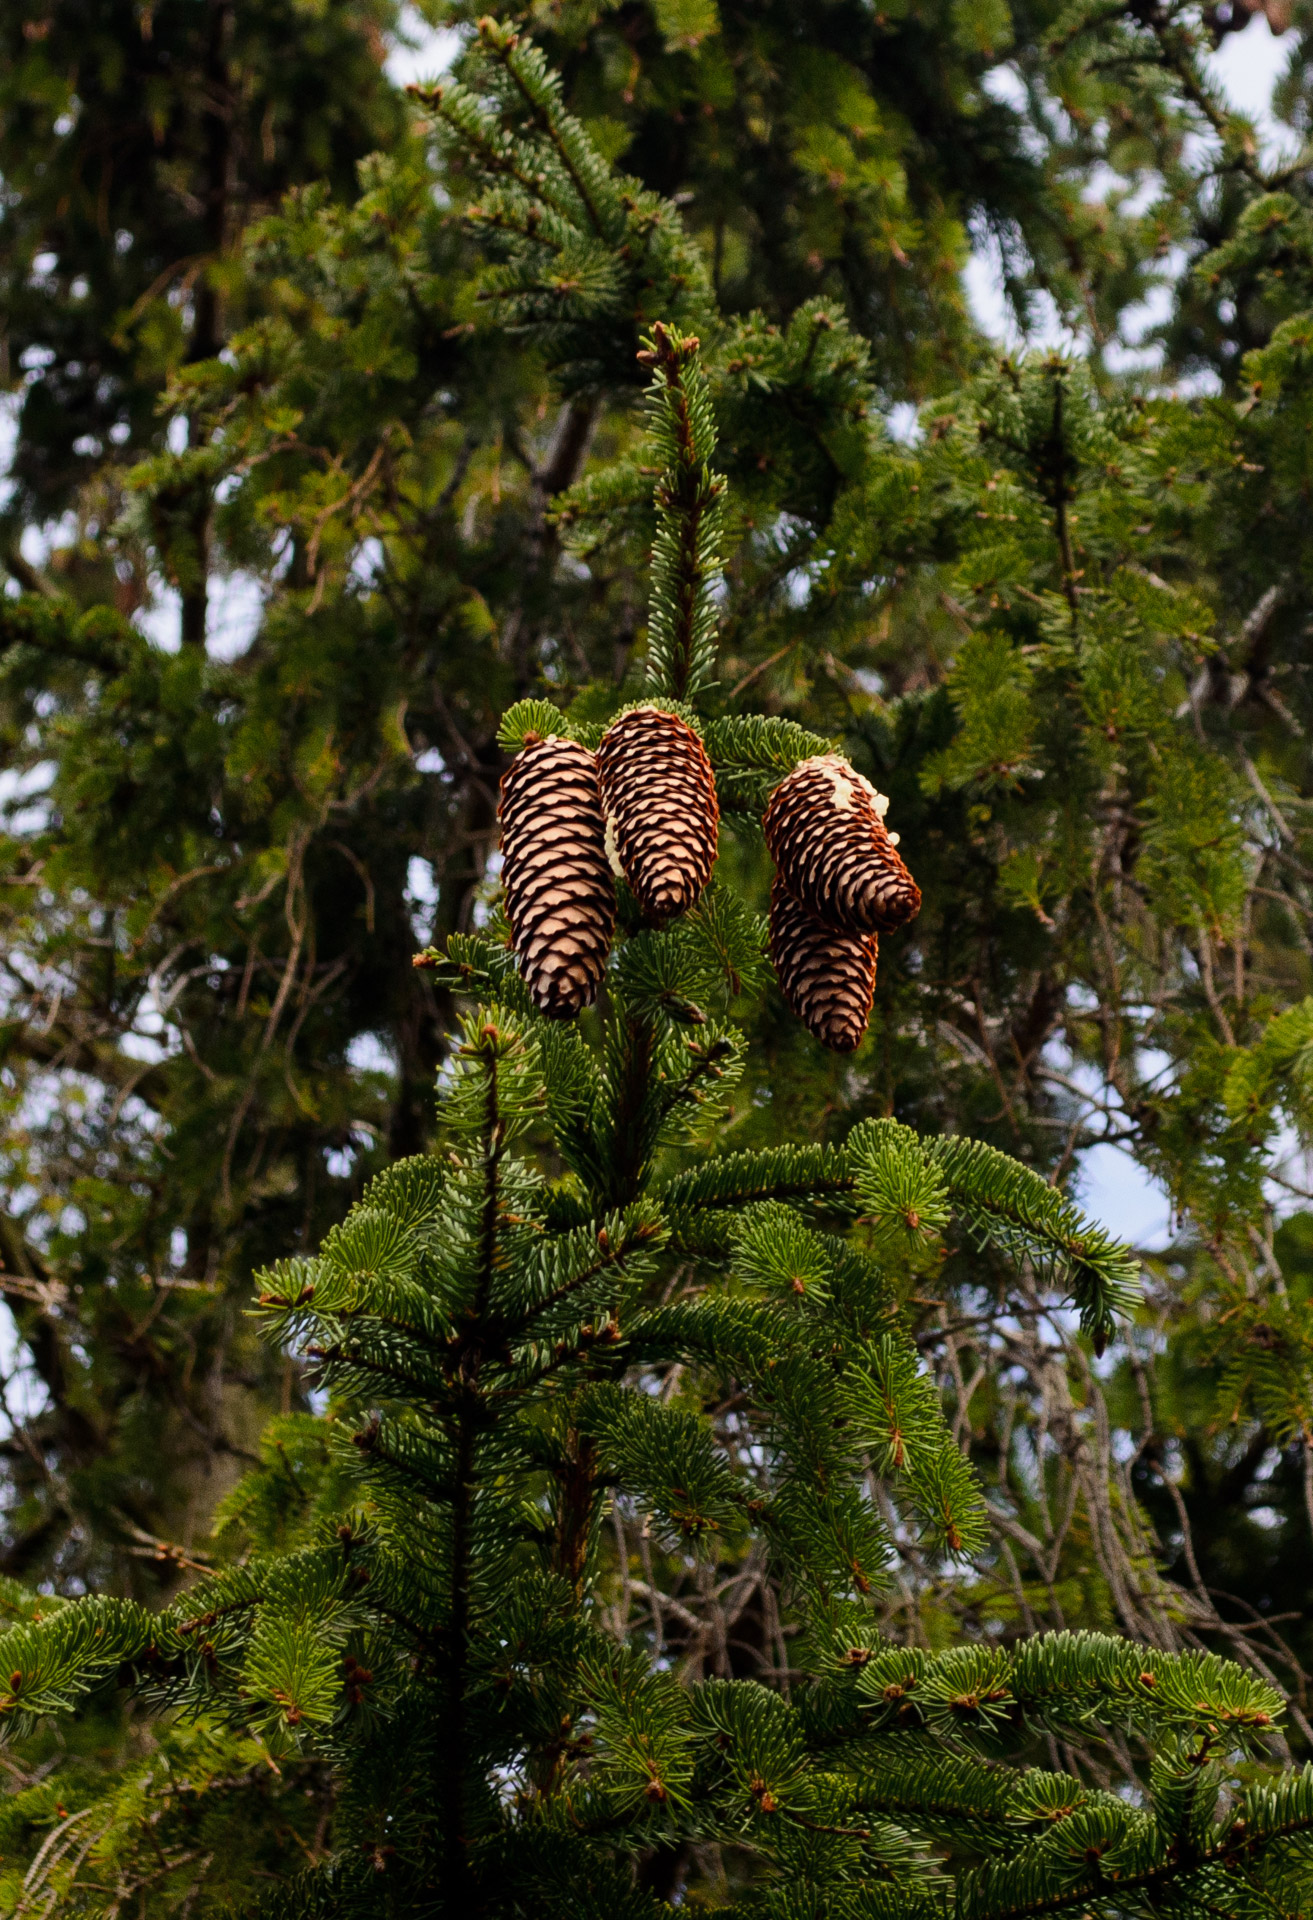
<box><xmin>769</xmin><ymin>878</ymin><xmax>877</xmax><ymax>1055</ymax></box>
<box><xmin>764</xmin><ymin>753</ymin><xmax>920</xmax><ymax>1053</ymax></box>
<box><xmin>498</xmin><ymin>735</ymin><xmax>616</xmax><ymax>1019</ymax></box>
<box><xmin>598</xmin><ymin>706</ymin><xmax>718</xmax><ymax>923</ymax></box>
<box><xmin>499</xmin><ymin>710</ymin><xmax>719</xmax><ymax>1016</ymax></box>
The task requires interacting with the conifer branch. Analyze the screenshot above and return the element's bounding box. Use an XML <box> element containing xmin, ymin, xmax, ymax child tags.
<box><xmin>659</xmin><ymin>1131</ymin><xmax>1136</xmax><ymax>1347</ymax></box>
<box><xmin>925</xmin><ymin>1134</ymin><xmax>1140</xmax><ymax>1348</ymax></box>
<box><xmin>658</xmin><ymin>1143</ymin><xmax>854</xmax><ymax>1216</ymax></box>
<box><xmin>0</xmin><ymin>596</ymin><xmax>133</xmax><ymax>672</ymax></box>
<box><xmin>702</xmin><ymin>713</ymin><xmax>838</xmax><ymax>810</ymax></box>
<box><xmin>640</xmin><ymin>324</ymin><xmax>726</xmax><ymax>702</ymax></box>
<box><xmin>480</xmin><ymin>25</ymin><xmax>613</xmax><ymax>244</ymax></box>
<box><xmin>516</xmin><ymin>1214</ymin><xmax>660</xmax><ymax>1330</ymax></box>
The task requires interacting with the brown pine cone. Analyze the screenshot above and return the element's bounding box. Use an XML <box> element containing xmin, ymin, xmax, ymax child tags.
<box><xmin>763</xmin><ymin>754</ymin><xmax>920</xmax><ymax>934</ymax></box>
<box><xmin>498</xmin><ymin>735</ymin><xmax>616</xmax><ymax>1018</ymax></box>
<box><xmin>770</xmin><ymin>877</ymin><xmax>877</xmax><ymax>1053</ymax></box>
<box><xmin>597</xmin><ymin>705</ymin><xmax>719</xmax><ymax>923</ymax></box>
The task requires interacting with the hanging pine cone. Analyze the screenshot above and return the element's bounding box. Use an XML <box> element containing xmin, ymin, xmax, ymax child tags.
<box><xmin>770</xmin><ymin>877</ymin><xmax>877</xmax><ymax>1054</ymax></box>
<box><xmin>498</xmin><ymin>734</ymin><xmax>616</xmax><ymax>1018</ymax></box>
<box><xmin>597</xmin><ymin>705</ymin><xmax>719</xmax><ymax>923</ymax></box>
<box><xmin>763</xmin><ymin>754</ymin><xmax>920</xmax><ymax>935</ymax></box>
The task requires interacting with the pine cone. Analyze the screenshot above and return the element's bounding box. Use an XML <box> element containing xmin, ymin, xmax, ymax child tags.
<box><xmin>597</xmin><ymin>705</ymin><xmax>719</xmax><ymax>923</ymax></box>
<box><xmin>763</xmin><ymin>754</ymin><xmax>920</xmax><ymax>934</ymax></box>
<box><xmin>770</xmin><ymin>877</ymin><xmax>877</xmax><ymax>1053</ymax></box>
<box><xmin>498</xmin><ymin>735</ymin><xmax>616</xmax><ymax>1018</ymax></box>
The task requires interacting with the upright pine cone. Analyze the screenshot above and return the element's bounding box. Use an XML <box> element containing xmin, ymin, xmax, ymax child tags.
<box><xmin>763</xmin><ymin>754</ymin><xmax>920</xmax><ymax>934</ymax></box>
<box><xmin>597</xmin><ymin>706</ymin><xmax>718</xmax><ymax>923</ymax></box>
<box><xmin>498</xmin><ymin>734</ymin><xmax>616</xmax><ymax>1018</ymax></box>
<box><xmin>770</xmin><ymin>877</ymin><xmax>877</xmax><ymax>1054</ymax></box>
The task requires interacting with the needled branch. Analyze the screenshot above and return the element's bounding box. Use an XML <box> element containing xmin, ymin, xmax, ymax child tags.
<box><xmin>593</xmin><ymin>1015</ymin><xmax>659</xmax><ymax>1210</ymax></box>
<box><xmin>640</xmin><ymin>324</ymin><xmax>725</xmax><ymax>703</ymax></box>
<box><xmin>443</xmin><ymin>1025</ymin><xmax>504</xmax><ymax>1908</ymax></box>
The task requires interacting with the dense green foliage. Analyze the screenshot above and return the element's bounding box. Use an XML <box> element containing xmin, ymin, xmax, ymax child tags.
<box><xmin>7</xmin><ymin>0</ymin><xmax>1313</xmax><ymax>1909</ymax></box>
